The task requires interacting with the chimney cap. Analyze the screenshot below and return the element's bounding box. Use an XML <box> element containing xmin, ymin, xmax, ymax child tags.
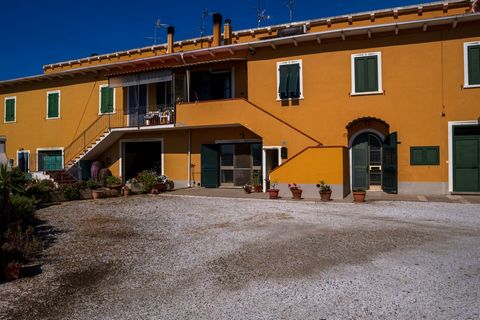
<box><xmin>224</xmin><ymin>19</ymin><xmax>232</xmax><ymax>24</ymax></box>
<box><xmin>212</xmin><ymin>13</ymin><xmax>222</xmax><ymax>24</ymax></box>
<box><xmin>167</xmin><ymin>26</ymin><xmax>175</xmax><ymax>34</ymax></box>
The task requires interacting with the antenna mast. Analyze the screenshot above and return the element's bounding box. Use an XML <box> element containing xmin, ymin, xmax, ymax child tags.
<box><xmin>287</xmin><ymin>0</ymin><xmax>294</xmax><ymax>22</ymax></box>
<box><xmin>200</xmin><ymin>9</ymin><xmax>212</xmax><ymax>37</ymax></box>
<box><xmin>146</xmin><ymin>19</ymin><xmax>168</xmax><ymax>45</ymax></box>
<box><xmin>256</xmin><ymin>0</ymin><xmax>271</xmax><ymax>27</ymax></box>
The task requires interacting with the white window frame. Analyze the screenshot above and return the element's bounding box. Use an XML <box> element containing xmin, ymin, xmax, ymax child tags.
<box><xmin>36</xmin><ymin>147</ymin><xmax>65</xmax><ymax>172</ymax></box>
<box><xmin>464</xmin><ymin>41</ymin><xmax>480</xmax><ymax>89</ymax></box>
<box><xmin>351</xmin><ymin>52</ymin><xmax>383</xmax><ymax>96</ymax></box>
<box><xmin>46</xmin><ymin>90</ymin><xmax>61</xmax><ymax>119</ymax></box>
<box><xmin>98</xmin><ymin>84</ymin><xmax>116</xmax><ymax>115</ymax></box>
<box><xmin>4</xmin><ymin>96</ymin><xmax>16</xmax><ymax>123</ymax></box>
<box><xmin>16</xmin><ymin>149</ymin><xmax>31</xmax><ymax>171</ymax></box>
<box><xmin>276</xmin><ymin>59</ymin><xmax>304</xmax><ymax>101</ymax></box>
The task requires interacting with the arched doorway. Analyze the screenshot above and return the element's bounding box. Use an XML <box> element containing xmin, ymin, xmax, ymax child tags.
<box><xmin>346</xmin><ymin>117</ymin><xmax>398</xmax><ymax>193</ymax></box>
<box><xmin>351</xmin><ymin>132</ymin><xmax>383</xmax><ymax>190</ymax></box>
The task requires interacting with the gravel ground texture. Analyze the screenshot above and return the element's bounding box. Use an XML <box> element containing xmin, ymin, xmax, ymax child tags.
<box><xmin>0</xmin><ymin>195</ymin><xmax>479</xmax><ymax>320</ymax></box>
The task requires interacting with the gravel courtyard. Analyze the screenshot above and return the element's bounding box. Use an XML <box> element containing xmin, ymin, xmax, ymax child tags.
<box><xmin>1</xmin><ymin>195</ymin><xmax>479</xmax><ymax>320</ymax></box>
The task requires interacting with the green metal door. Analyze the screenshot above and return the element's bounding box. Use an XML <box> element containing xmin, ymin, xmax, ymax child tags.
<box><xmin>352</xmin><ymin>134</ymin><xmax>368</xmax><ymax>190</ymax></box>
<box><xmin>382</xmin><ymin>132</ymin><xmax>398</xmax><ymax>194</ymax></box>
<box><xmin>453</xmin><ymin>131</ymin><xmax>480</xmax><ymax>192</ymax></box>
<box><xmin>201</xmin><ymin>144</ymin><xmax>220</xmax><ymax>188</ymax></box>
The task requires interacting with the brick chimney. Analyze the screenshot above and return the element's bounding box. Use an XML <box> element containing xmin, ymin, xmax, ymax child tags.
<box><xmin>223</xmin><ymin>19</ymin><xmax>232</xmax><ymax>45</ymax></box>
<box><xmin>212</xmin><ymin>13</ymin><xmax>222</xmax><ymax>46</ymax></box>
<box><xmin>167</xmin><ymin>26</ymin><xmax>175</xmax><ymax>53</ymax></box>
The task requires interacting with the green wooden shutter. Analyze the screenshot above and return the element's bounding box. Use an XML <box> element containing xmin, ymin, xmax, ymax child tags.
<box><xmin>5</xmin><ymin>99</ymin><xmax>15</xmax><ymax>122</ymax></box>
<box><xmin>107</xmin><ymin>87</ymin><xmax>114</xmax><ymax>112</ymax></box>
<box><xmin>352</xmin><ymin>134</ymin><xmax>369</xmax><ymax>190</ymax></box>
<box><xmin>100</xmin><ymin>87</ymin><xmax>114</xmax><ymax>113</ymax></box>
<box><xmin>468</xmin><ymin>45</ymin><xmax>480</xmax><ymax>86</ymax></box>
<box><xmin>289</xmin><ymin>64</ymin><xmax>300</xmax><ymax>98</ymax></box>
<box><xmin>366</xmin><ymin>56</ymin><xmax>379</xmax><ymax>92</ymax></box>
<box><xmin>410</xmin><ymin>146</ymin><xmax>439</xmax><ymax>165</ymax></box>
<box><xmin>48</xmin><ymin>93</ymin><xmax>59</xmax><ymax>118</ymax></box>
<box><xmin>278</xmin><ymin>65</ymin><xmax>289</xmax><ymax>99</ymax></box>
<box><xmin>201</xmin><ymin>144</ymin><xmax>220</xmax><ymax>188</ymax></box>
<box><xmin>355</xmin><ymin>56</ymin><xmax>379</xmax><ymax>93</ymax></box>
<box><xmin>382</xmin><ymin>132</ymin><xmax>398</xmax><ymax>194</ymax></box>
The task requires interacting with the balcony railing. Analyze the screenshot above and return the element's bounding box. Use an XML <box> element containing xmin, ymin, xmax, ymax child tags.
<box><xmin>64</xmin><ymin>103</ymin><xmax>175</xmax><ymax>166</ymax></box>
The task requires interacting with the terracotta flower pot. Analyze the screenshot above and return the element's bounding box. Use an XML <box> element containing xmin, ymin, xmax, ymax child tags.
<box><xmin>123</xmin><ymin>187</ymin><xmax>131</xmax><ymax>196</ymax></box>
<box><xmin>92</xmin><ymin>190</ymin><xmax>103</xmax><ymax>200</ymax></box>
<box><xmin>4</xmin><ymin>263</ymin><xmax>21</xmax><ymax>281</ymax></box>
<box><xmin>151</xmin><ymin>183</ymin><xmax>167</xmax><ymax>194</ymax></box>
<box><xmin>244</xmin><ymin>186</ymin><xmax>252</xmax><ymax>194</ymax></box>
<box><xmin>320</xmin><ymin>191</ymin><xmax>332</xmax><ymax>202</ymax></box>
<box><xmin>353</xmin><ymin>191</ymin><xmax>366</xmax><ymax>203</ymax></box>
<box><xmin>268</xmin><ymin>189</ymin><xmax>280</xmax><ymax>199</ymax></box>
<box><xmin>254</xmin><ymin>185</ymin><xmax>263</xmax><ymax>193</ymax></box>
<box><xmin>291</xmin><ymin>189</ymin><xmax>303</xmax><ymax>200</ymax></box>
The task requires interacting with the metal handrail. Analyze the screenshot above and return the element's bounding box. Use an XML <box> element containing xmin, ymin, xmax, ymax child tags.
<box><xmin>64</xmin><ymin>103</ymin><xmax>176</xmax><ymax>166</ymax></box>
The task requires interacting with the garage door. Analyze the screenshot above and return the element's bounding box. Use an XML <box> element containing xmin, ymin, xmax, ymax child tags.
<box><xmin>453</xmin><ymin>126</ymin><xmax>480</xmax><ymax>193</ymax></box>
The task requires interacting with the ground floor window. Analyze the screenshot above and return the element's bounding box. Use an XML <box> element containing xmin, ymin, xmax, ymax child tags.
<box><xmin>38</xmin><ymin>150</ymin><xmax>63</xmax><ymax>171</ymax></box>
<box><xmin>123</xmin><ymin>140</ymin><xmax>162</xmax><ymax>181</ymax></box>
<box><xmin>201</xmin><ymin>142</ymin><xmax>261</xmax><ymax>188</ymax></box>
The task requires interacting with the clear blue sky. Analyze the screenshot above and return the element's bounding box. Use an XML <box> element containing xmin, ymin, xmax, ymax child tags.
<box><xmin>0</xmin><ymin>0</ymin><xmax>424</xmax><ymax>81</ymax></box>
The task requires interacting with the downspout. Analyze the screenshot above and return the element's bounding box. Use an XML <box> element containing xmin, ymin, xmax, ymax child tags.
<box><xmin>187</xmin><ymin>129</ymin><xmax>191</xmax><ymax>187</ymax></box>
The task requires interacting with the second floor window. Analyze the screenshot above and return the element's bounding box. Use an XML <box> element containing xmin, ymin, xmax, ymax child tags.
<box><xmin>99</xmin><ymin>85</ymin><xmax>115</xmax><ymax>114</ymax></box>
<box><xmin>4</xmin><ymin>97</ymin><xmax>15</xmax><ymax>123</ymax></box>
<box><xmin>351</xmin><ymin>52</ymin><xmax>382</xmax><ymax>95</ymax></box>
<box><xmin>47</xmin><ymin>91</ymin><xmax>60</xmax><ymax>119</ymax></box>
<box><xmin>465</xmin><ymin>42</ymin><xmax>480</xmax><ymax>87</ymax></box>
<box><xmin>277</xmin><ymin>60</ymin><xmax>302</xmax><ymax>100</ymax></box>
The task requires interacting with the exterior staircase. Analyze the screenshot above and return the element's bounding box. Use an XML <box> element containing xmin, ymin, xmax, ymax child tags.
<box><xmin>45</xmin><ymin>170</ymin><xmax>77</xmax><ymax>185</ymax></box>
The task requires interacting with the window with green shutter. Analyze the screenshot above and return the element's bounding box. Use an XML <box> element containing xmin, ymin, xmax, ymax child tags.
<box><xmin>100</xmin><ymin>86</ymin><xmax>114</xmax><ymax>114</ymax></box>
<box><xmin>354</xmin><ymin>55</ymin><xmax>379</xmax><ymax>93</ymax></box>
<box><xmin>467</xmin><ymin>44</ymin><xmax>480</xmax><ymax>86</ymax></box>
<box><xmin>47</xmin><ymin>92</ymin><xmax>60</xmax><ymax>118</ymax></box>
<box><xmin>278</xmin><ymin>61</ymin><xmax>302</xmax><ymax>100</ymax></box>
<box><xmin>410</xmin><ymin>146</ymin><xmax>440</xmax><ymax>165</ymax></box>
<box><xmin>4</xmin><ymin>98</ymin><xmax>15</xmax><ymax>122</ymax></box>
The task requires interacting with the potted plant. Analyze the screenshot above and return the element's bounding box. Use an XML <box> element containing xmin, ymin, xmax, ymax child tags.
<box><xmin>252</xmin><ymin>174</ymin><xmax>262</xmax><ymax>193</ymax></box>
<box><xmin>106</xmin><ymin>176</ymin><xmax>122</xmax><ymax>190</ymax></box>
<box><xmin>267</xmin><ymin>180</ymin><xmax>280</xmax><ymax>199</ymax></box>
<box><xmin>353</xmin><ymin>189</ymin><xmax>366</xmax><ymax>203</ymax></box>
<box><xmin>316</xmin><ymin>180</ymin><xmax>332</xmax><ymax>202</ymax></box>
<box><xmin>122</xmin><ymin>185</ymin><xmax>131</xmax><ymax>196</ymax></box>
<box><xmin>288</xmin><ymin>183</ymin><xmax>302</xmax><ymax>200</ymax></box>
<box><xmin>243</xmin><ymin>184</ymin><xmax>253</xmax><ymax>194</ymax></box>
<box><xmin>92</xmin><ymin>189</ymin><xmax>103</xmax><ymax>200</ymax></box>
<box><xmin>125</xmin><ymin>177</ymin><xmax>143</xmax><ymax>194</ymax></box>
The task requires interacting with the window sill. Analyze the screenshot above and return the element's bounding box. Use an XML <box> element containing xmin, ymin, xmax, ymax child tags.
<box><xmin>276</xmin><ymin>96</ymin><xmax>304</xmax><ymax>101</ymax></box>
<box><xmin>4</xmin><ymin>120</ymin><xmax>16</xmax><ymax>124</ymax></box>
<box><xmin>98</xmin><ymin>112</ymin><xmax>116</xmax><ymax>116</ymax></box>
<box><xmin>350</xmin><ymin>90</ymin><xmax>384</xmax><ymax>96</ymax></box>
<box><xmin>463</xmin><ymin>84</ymin><xmax>480</xmax><ymax>89</ymax></box>
<box><xmin>46</xmin><ymin>117</ymin><xmax>61</xmax><ymax>120</ymax></box>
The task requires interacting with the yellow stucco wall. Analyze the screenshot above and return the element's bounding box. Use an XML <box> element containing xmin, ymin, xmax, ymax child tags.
<box><xmin>269</xmin><ymin>147</ymin><xmax>347</xmax><ymax>185</ymax></box>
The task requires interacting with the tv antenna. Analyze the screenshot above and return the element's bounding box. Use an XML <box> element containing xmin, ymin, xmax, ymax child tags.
<box><xmin>146</xmin><ymin>19</ymin><xmax>169</xmax><ymax>45</ymax></box>
<box><xmin>256</xmin><ymin>0</ymin><xmax>272</xmax><ymax>27</ymax></box>
<box><xmin>199</xmin><ymin>8</ymin><xmax>212</xmax><ymax>37</ymax></box>
<box><xmin>286</xmin><ymin>0</ymin><xmax>294</xmax><ymax>22</ymax></box>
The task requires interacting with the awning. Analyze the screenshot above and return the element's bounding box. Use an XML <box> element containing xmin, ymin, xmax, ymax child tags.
<box><xmin>108</xmin><ymin>69</ymin><xmax>172</xmax><ymax>88</ymax></box>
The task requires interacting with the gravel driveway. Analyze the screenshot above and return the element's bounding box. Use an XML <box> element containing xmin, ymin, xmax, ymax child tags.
<box><xmin>1</xmin><ymin>195</ymin><xmax>479</xmax><ymax>320</ymax></box>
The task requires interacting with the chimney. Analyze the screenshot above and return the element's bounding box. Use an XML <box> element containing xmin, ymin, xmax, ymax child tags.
<box><xmin>167</xmin><ymin>26</ymin><xmax>175</xmax><ymax>53</ymax></box>
<box><xmin>212</xmin><ymin>13</ymin><xmax>222</xmax><ymax>46</ymax></box>
<box><xmin>223</xmin><ymin>19</ymin><xmax>232</xmax><ymax>45</ymax></box>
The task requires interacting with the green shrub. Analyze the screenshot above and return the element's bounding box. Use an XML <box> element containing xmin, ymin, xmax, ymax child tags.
<box><xmin>62</xmin><ymin>183</ymin><xmax>81</xmax><ymax>201</ymax></box>
<box><xmin>2</xmin><ymin>225</ymin><xmax>42</xmax><ymax>262</ymax></box>
<box><xmin>106</xmin><ymin>176</ymin><xmax>121</xmax><ymax>185</ymax></box>
<box><xmin>10</xmin><ymin>194</ymin><xmax>35</xmax><ymax>224</ymax></box>
<box><xmin>137</xmin><ymin>170</ymin><xmax>159</xmax><ymax>193</ymax></box>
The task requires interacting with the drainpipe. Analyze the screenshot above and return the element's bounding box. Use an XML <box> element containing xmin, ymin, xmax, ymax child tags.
<box><xmin>187</xmin><ymin>129</ymin><xmax>191</xmax><ymax>187</ymax></box>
